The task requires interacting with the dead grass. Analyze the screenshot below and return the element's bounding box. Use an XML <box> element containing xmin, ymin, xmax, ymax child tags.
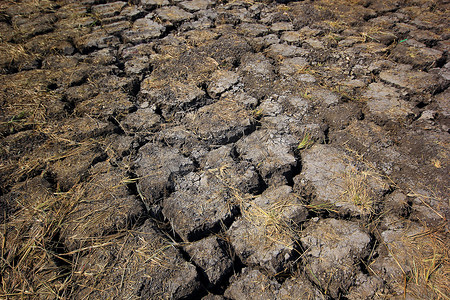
<box><xmin>70</xmin><ymin>225</ymin><xmax>183</xmax><ymax>299</ymax></box>
<box><xmin>0</xmin><ymin>162</ymin><xmax>147</xmax><ymax>299</ymax></box>
<box><xmin>0</xmin><ymin>185</ymin><xmax>78</xmax><ymax>298</ymax></box>
<box><xmin>340</xmin><ymin>168</ymin><xmax>376</xmax><ymax>216</ymax></box>
<box><xmin>206</xmin><ymin>164</ymin><xmax>302</xmax><ymax>253</ymax></box>
<box><xmin>0</xmin><ymin>69</ymin><xmax>63</xmax><ymax>139</ymax></box>
<box><xmin>373</xmin><ymin>222</ymin><xmax>450</xmax><ymax>299</ymax></box>
<box><xmin>0</xmin><ymin>127</ymin><xmax>126</xmax><ymax>299</ymax></box>
<box><xmin>406</xmin><ymin>224</ymin><xmax>450</xmax><ymax>299</ymax></box>
<box><xmin>244</xmin><ymin>200</ymin><xmax>299</xmax><ymax>243</ymax></box>
<box><xmin>0</xmin><ymin>1</ymin><xmax>448</xmax><ymax>298</ymax></box>
<box><xmin>344</xmin><ymin>147</ymin><xmax>449</xmax><ymax>298</ymax></box>
<box><xmin>0</xmin><ymin>43</ymin><xmax>39</xmax><ymax>70</ymax></box>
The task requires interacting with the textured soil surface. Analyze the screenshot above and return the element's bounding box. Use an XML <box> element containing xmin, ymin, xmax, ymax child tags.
<box><xmin>1</xmin><ymin>0</ymin><xmax>449</xmax><ymax>299</ymax></box>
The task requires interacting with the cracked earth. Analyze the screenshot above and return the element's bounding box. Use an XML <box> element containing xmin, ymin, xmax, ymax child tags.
<box><xmin>0</xmin><ymin>0</ymin><xmax>449</xmax><ymax>299</ymax></box>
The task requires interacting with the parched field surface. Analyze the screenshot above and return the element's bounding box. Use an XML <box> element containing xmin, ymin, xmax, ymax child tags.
<box><xmin>0</xmin><ymin>0</ymin><xmax>449</xmax><ymax>299</ymax></box>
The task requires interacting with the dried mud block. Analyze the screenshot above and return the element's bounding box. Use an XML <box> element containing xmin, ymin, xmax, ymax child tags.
<box><xmin>49</xmin><ymin>143</ymin><xmax>106</xmax><ymax>191</ymax></box>
<box><xmin>83</xmin><ymin>48</ymin><xmax>118</xmax><ymax>65</ymax></box>
<box><xmin>390</xmin><ymin>130</ymin><xmax>449</xmax><ymax>219</ymax></box>
<box><xmin>183</xmin><ymin>99</ymin><xmax>255</xmax><ymax>145</ymax></box>
<box><xmin>339</xmin><ymin>36</ymin><xmax>362</xmax><ymax>47</ymax></box>
<box><xmin>228</xmin><ymin>185</ymin><xmax>307</xmax><ymax>274</ymax></box>
<box><xmin>61</xmin><ymin>162</ymin><xmax>144</xmax><ymax>251</ymax></box>
<box><xmin>156</xmin><ymin>6</ymin><xmax>194</xmax><ymax>23</ymax></box>
<box><xmin>305</xmin><ymin>38</ymin><xmax>325</xmax><ymax>49</ymax></box>
<box><xmin>152</xmin><ymin>49</ymin><xmax>219</xmax><ymax>84</ymax></box>
<box><xmin>93</xmin><ymin>74</ymin><xmax>137</xmax><ymax>94</ymax></box>
<box><xmin>258</xmin><ymin>97</ymin><xmax>283</xmax><ymax>116</ymax></box>
<box><xmin>163</xmin><ymin>171</ymin><xmax>239</xmax><ymax>241</ymax></box>
<box><xmin>278</xmin><ymin>273</ymin><xmax>326</xmax><ymax>300</ymax></box>
<box><xmin>124</xmin><ymin>56</ymin><xmax>150</xmax><ymax>75</ymax></box>
<box><xmin>200</xmin><ymin>145</ymin><xmax>261</xmax><ymax>193</ymax></box>
<box><xmin>120</xmin><ymin>107</ymin><xmax>161</xmax><ymax>133</ymax></box>
<box><xmin>353</xmin><ymin>42</ymin><xmax>389</xmax><ymax>55</ymax></box>
<box><xmin>51</xmin><ymin>63</ymin><xmax>96</xmax><ymax>88</ymax></box>
<box><xmin>0</xmin><ymin>177</ymin><xmax>52</xmax><ymax>223</ymax></box>
<box><xmin>391</xmin><ymin>43</ymin><xmax>444</xmax><ymax>69</ymax></box>
<box><xmin>141</xmin><ymin>0</ymin><xmax>170</xmax><ymax>10</ymax></box>
<box><xmin>295</xmin><ymin>144</ymin><xmax>389</xmax><ymax>216</ymax></box>
<box><xmin>0</xmin><ymin>70</ymin><xmax>66</xmax><ymax>129</ymax></box>
<box><xmin>0</xmin><ymin>132</ymin><xmax>53</xmax><ymax>188</ymax></box>
<box><xmin>56</xmin><ymin>117</ymin><xmax>114</xmax><ymax>141</ymax></box>
<box><xmin>103</xmin><ymin>134</ymin><xmax>135</xmax><ymax>157</ymax></box>
<box><xmin>379</xmin><ymin>69</ymin><xmax>447</xmax><ymax>94</ymax></box>
<box><xmin>278</xmin><ymin>56</ymin><xmax>308</xmax><ymax>75</ymax></box>
<box><xmin>0</xmin><ymin>22</ymin><xmax>15</xmax><ymax>43</ymax></box>
<box><xmin>199</xmin><ymin>34</ymin><xmax>252</xmax><ymax>68</ymax></box>
<box><xmin>409</xmin><ymin>188</ymin><xmax>447</xmax><ymax>226</ymax></box>
<box><xmin>237</xmin><ymin>23</ymin><xmax>269</xmax><ymax>37</ymax></box>
<box><xmin>227</xmin><ymin>91</ymin><xmax>258</xmax><ymax>109</ymax></box>
<box><xmin>184</xmin><ymin>236</ymin><xmax>233</xmax><ymax>287</ymax></box>
<box><xmin>156</xmin><ymin>124</ymin><xmax>201</xmax><ymax>153</ymax></box>
<box><xmin>56</xmin><ymin>14</ymin><xmax>95</xmax><ymax>31</ymax></box>
<box><xmin>271</xmin><ymin>22</ymin><xmax>294</xmax><ymax>32</ymax></box>
<box><xmin>384</xmin><ymin>190</ymin><xmax>410</xmax><ymax>217</ymax></box>
<box><xmin>0</xmin><ymin>42</ymin><xmax>40</xmax><ymax>72</ymax></box>
<box><xmin>330</xmin><ymin>120</ymin><xmax>399</xmax><ymax>173</ymax></box>
<box><xmin>224</xmin><ymin>268</ymin><xmax>280</xmax><ymax>300</ymax></box>
<box><xmin>73</xmin><ymin>220</ymin><xmax>200</xmax><ymax>299</ymax></box>
<box><xmin>207</xmin><ymin>70</ymin><xmax>239</xmax><ymax>98</ymax></box>
<box><xmin>122</xmin><ymin>16</ymin><xmax>165</xmax><ymax>44</ymax></box>
<box><xmin>179</xmin><ymin>0</ymin><xmax>211</xmax><ymax>12</ymax></box>
<box><xmin>321</xmin><ymin>101</ymin><xmax>363</xmax><ymax>130</ymax></box>
<box><xmin>185</xmin><ymin>29</ymin><xmax>219</xmax><ymax>46</ymax></box>
<box><xmin>436</xmin><ymin>62</ymin><xmax>450</xmax><ymax>81</ymax></box>
<box><xmin>41</xmin><ymin>54</ymin><xmax>77</xmax><ymax>70</ymax></box>
<box><xmin>73</xmin><ymin>30</ymin><xmax>120</xmax><ymax>53</ymax></box>
<box><xmin>236</xmin><ymin>129</ymin><xmax>298</xmax><ymax>186</ymax></box>
<box><xmin>139</xmin><ymin>77</ymin><xmax>206</xmax><ymax>119</ymax></box>
<box><xmin>64</xmin><ymin>84</ymin><xmax>99</xmax><ymax>104</ymax></box>
<box><xmin>368</xmin><ymin>1</ymin><xmax>399</xmax><ymax>13</ymax></box>
<box><xmin>266</xmin><ymin>43</ymin><xmax>308</xmax><ymax>59</ymax></box>
<box><xmin>258</xmin><ymin>96</ymin><xmax>311</xmax><ymax>130</ymax></box>
<box><xmin>120</xmin><ymin>4</ymin><xmax>144</xmax><ymax>20</ymax></box>
<box><xmin>363</xmin><ymin>30</ymin><xmax>397</xmax><ymax>46</ymax></box>
<box><xmin>346</xmin><ymin>273</ymin><xmax>384</xmax><ymax>300</ymax></box>
<box><xmin>74</xmin><ymin>90</ymin><xmax>134</xmax><ymax>119</ymax></box>
<box><xmin>251</xmin><ymin>34</ymin><xmax>280</xmax><ymax>51</ymax></box>
<box><xmin>363</xmin><ymin>82</ymin><xmax>413</xmax><ymax>122</ymax></box>
<box><xmin>300</xmin><ymin>218</ymin><xmax>371</xmax><ymax>298</ymax></box>
<box><xmin>12</xmin><ymin>13</ymin><xmax>57</xmax><ymax>42</ymax></box>
<box><xmin>409</xmin><ymin>30</ymin><xmax>441</xmax><ymax>47</ymax></box>
<box><xmin>370</xmin><ymin>220</ymin><xmax>427</xmax><ymax>296</ymax></box>
<box><xmin>135</xmin><ymin>143</ymin><xmax>194</xmax><ymax>206</ymax></box>
<box><xmin>24</xmin><ymin>32</ymin><xmax>75</xmax><ymax>56</ymax></box>
<box><xmin>310</xmin><ymin>87</ymin><xmax>340</xmax><ymax>107</ymax></box>
<box><xmin>240</xmin><ymin>52</ymin><xmax>274</xmax><ymax>78</ymax></box>
<box><xmin>239</xmin><ymin>53</ymin><xmax>278</xmax><ymax>99</ymax></box>
<box><xmin>200</xmin><ymin>145</ymin><xmax>235</xmax><ymax>169</ymax></box>
<box><xmin>280</xmin><ymin>31</ymin><xmax>302</xmax><ymax>43</ymax></box>
<box><xmin>91</xmin><ymin>2</ymin><xmax>127</xmax><ymax>19</ymax></box>
<box><xmin>121</xmin><ymin>43</ymin><xmax>156</xmax><ymax>60</ymax></box>
<box><xmin>0</xmin><ymin>131</ymin><xmax>48</xmax><ymax>162</ymax></box>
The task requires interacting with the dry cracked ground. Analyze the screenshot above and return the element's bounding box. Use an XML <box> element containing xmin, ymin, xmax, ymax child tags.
<box><xmin>0</xmin><ymin>0</ymin><xmax>449</xmax><ymax>299</ymax></box>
